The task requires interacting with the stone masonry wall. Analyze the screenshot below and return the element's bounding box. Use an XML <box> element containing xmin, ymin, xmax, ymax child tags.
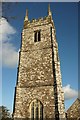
<box><xmin>17</xmin><ymin>23</ymin><xmax>54</xmax><ymax>87</ymax></box>
<box><xmin>13</xmin><ymin>13</ymin><xmax>65</xmax><ymax>119</ymax></box>
<box><xmin>51</xmin><ymin>28</ymin><xmax>65</xmax><ymax>118</ymax></box>
<box><xmin>67</xmin><ymin>98</ymin><xmax>80</xmax><ymax>119</ymax></box>
<box><xmin>14</xmin><ymin>86</ymin><xmax>55</xmax><ymax>118</ymax></box>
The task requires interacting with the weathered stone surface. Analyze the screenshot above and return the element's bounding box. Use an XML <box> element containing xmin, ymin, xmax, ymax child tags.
<box><xmin>66</xmin><ymin>98</ymin><xmax>80</xmax><ymax>119</ymax></box>
<box><xmin>13</xmin><ymin>6</ymin><xmax>65</xmax><ymax>119</ymax></box>
<box><xmin>14</xmin><ymin>86</ymin><xmax>55</xmax><ymax>118</ymax></box>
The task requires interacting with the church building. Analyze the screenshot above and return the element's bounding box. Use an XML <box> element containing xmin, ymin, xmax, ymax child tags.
<box><xmin>13</xmin><ymin>5</ymin><xmax>65</xmax><ymax>119</ymax></box>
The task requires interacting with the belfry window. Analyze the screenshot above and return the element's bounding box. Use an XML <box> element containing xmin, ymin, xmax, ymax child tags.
<box><xmin>34</xmin><ymin>30</ymin><xmax>41</xmax><ymax>42</ymax></box>
<box><xmin>30</xmin><ymin>99</ymin><xmax>43</xmax><ymax>120</ymax></box>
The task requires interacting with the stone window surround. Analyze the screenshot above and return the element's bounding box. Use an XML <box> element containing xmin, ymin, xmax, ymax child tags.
<box><xmin>34</xmin><ymin>30</ymin><xmax>41</xmax><ymax>42</ymax></box>
<box><xmin>30</xmin><ymin>99</ymin><xmax>43</xmax><ymax>119</ymax></box>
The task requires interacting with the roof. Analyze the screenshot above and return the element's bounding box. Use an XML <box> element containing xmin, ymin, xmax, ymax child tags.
<box><xmin>67</xmin><ymin>98</ymin><xmax>80</xmax><ymax>112</ymax></box>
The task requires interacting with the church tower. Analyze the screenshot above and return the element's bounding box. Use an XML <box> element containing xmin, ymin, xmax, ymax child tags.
<box><xmin>13</xmin><ymin>5</ymin><xmax>65</xmax><ymax>119</ymax></box>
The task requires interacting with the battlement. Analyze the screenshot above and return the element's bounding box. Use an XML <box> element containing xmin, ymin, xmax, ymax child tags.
<box><xmin>23</xmin><ymin>4</ymin><xmax>54</xmax><ymax>29</ymax></box>
<box><xmin>24</xmin><ymin>15</ymin><xmax>54</xmax><ymax>29</ymax></box>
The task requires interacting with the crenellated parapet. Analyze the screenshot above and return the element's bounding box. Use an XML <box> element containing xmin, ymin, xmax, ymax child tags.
<box><xmin>23</xmin><ymin>4</ymin><xmax>54</xmax><ymax>29</ymax></box>
<box><xmin>24</xmin><ymin>15</ymin><xmax>54</xmax><ymax>29</ymax></box>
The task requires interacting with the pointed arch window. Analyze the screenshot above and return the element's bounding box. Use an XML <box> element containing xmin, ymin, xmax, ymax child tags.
<box><xmin>30</xmin><ymin>99</ymin><xmax>43</xmax><ymax>120</ymax></box>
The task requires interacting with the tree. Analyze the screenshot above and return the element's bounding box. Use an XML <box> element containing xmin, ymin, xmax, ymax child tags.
<box><xmin>0</xmin><ymin>106</ymin><xmax>2</xmax><ymax>119</ymax></box>
<box><xmin>0</xmin><ymin>106</ymin><xmax>11</xmax><ymax>119</ymax></box>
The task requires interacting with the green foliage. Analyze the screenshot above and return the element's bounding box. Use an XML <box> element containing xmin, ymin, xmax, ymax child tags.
<box><xmin>0</xmin><ymin>106</ymin><xmax>11</xmax><ymax>119</ymax></box>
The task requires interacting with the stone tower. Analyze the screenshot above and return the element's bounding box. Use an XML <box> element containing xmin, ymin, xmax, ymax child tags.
<box><xmin>13</xmin><ymin>5</ymin><xmax>65</xmax><ymax>119</ymax></box>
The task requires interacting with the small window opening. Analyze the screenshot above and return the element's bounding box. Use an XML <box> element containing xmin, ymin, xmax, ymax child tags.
<box><xmin>34</xmin><ymin>30</ymin><xmax>41</xmax><ymax>42</ymax></box>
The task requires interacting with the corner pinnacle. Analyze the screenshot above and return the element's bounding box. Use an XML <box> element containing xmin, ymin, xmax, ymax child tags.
<box><xmin>48</xmin><ymin>4</ymin><xmax>52</xmax><ymax>17</ymax></box>
<box><xmin>24</xmin><ymin>9</ymin><xmax>28</xmax><ymax>21</ymax></box>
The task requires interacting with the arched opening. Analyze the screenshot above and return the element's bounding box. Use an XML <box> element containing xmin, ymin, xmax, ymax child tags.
<box><xmin>30</xmin><ymin>99</ymin><xmax>43</xmax><ymax>120</ymax></box>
